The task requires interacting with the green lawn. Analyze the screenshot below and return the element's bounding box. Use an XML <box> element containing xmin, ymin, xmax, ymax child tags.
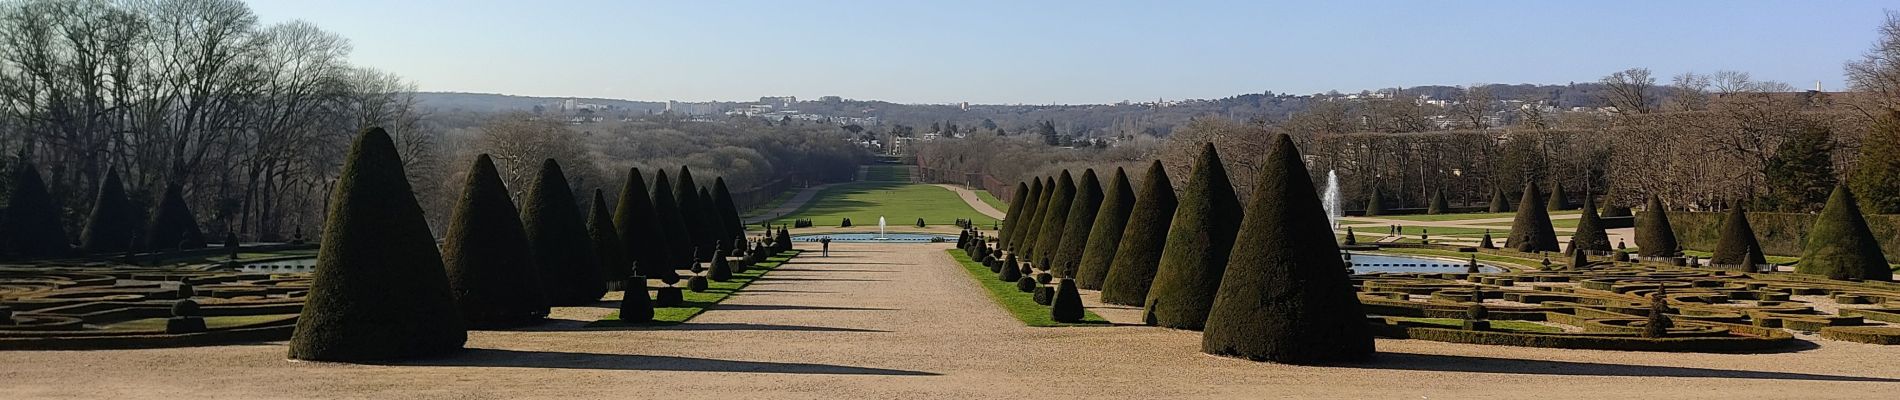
<box><xmin>1344</xmin><ymin>211</ymin><xmax>1581</xmax><ymax>223</ymax></box>
<box><xmin>593</xmin><ymin>251</ymin><xmax>802</xmax><ymax>325</ymax></box>
<box><xmin>1376</xmin><ymin>248</ymin><xmax>1548</xmax><ymax>270</ymax></box>
<box><xmin>739</xmin><ymin>189</ymin><xmax>800</xmax><ymax>219</ymax></box>
<box><xmin>1390</xmin><ymin>317</ymin><xmax>1563</xmax><ymax>333</ymax></box>
<box><xmin>975</xmin><ymin>189</ymin><xmax>1008</xmax><ymax>212</ymax></box>
<box><xmin>863</xmin><ymin>165</ymin><xmax>910</xmax><ymax>182</ymax></box>
<box><xmin>101</xmin><ymin>314</ymin><xmax>295</xmax><ymax>331</ymax></box>
<box><xmin>1348</xmin><ymin>225</ymin><xmax>1504</xmax><ymax>237</ymax></box>
<box><xmin>947</xmin><ymin>250</ymin><xmax>1107</xmax><ymax>327</ymax></box>
<box><xmin>779</xmin><ymin>181</ymin><xmax>987</xmax><ymax>226</ymax></box>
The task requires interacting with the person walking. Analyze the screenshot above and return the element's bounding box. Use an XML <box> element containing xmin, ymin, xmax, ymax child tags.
<box><xmin>820</xmin><ymin>237</ymin><xmax>832</xmax><ymax>257</ymax></box>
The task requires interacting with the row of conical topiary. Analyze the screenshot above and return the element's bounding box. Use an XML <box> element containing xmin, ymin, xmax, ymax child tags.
<box><xmin>996</xmin><ymin>135</ymin><xmax>1372</xmax><ymax>364</ymax></box>
<box><xmin>289</xmin><ymin>127</ymin><xmax>754</xmax><ymax>362</ymax></box>
<box><xmin>0</xmin><ymin>164</ymin><xmax>208</xmax><ymax>259</ymax></box>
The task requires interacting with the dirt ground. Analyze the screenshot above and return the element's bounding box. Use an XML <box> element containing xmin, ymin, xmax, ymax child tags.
<box><xmin>2</xmin><ymin>242</ymin><xmax>1897</xmax><ymax>399</ymax></box>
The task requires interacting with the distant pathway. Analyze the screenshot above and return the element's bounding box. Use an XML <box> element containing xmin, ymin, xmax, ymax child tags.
<box><xmin>933</xmin><ymin>184</ymin><xmax>1006</xmax><ymax>219</ymax></box>
<box><xmin>742</xmin><ymin>183</ymin><xmax>836</xmax><ymax>225</ymax></box>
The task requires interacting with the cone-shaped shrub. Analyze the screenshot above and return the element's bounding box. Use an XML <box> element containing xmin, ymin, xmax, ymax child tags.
<box><xmin>1008</xmin><ymin>179</ymin><xmax>1045</xmax><ymax>252</ymax></box>
<box><xmin>1644</xmin><ymin>290</ymin><xmax>1673</xmax><ymax>338</ymax></box>
<box><xmin>1427</xmin><ymin>189</ymin><xmax>1450</xmax><ymax>214</ymax></box>
<box><xmin>289</xmin><ymin>127</ymin><xmax>465</xmax><ymax>361</ymax></box>
<box><xmin>620</xmin><ymin>275</ymin><xmax>654</xmax><ymax>323</ymax></box>
<box><xmin>1020</xmin><ymin>176</ymin><xmax>1054</xmax><ymax>257</ymax></box>
<box><xmin>588</xmin><ymin>189</ymin><xmax>630</xmax><ymax>284</ymax></box>
<box><xmin>1144</xmin><ymin>144</ymin><xmax>1244</xmax><ymax>330</ymax></box>
<box><xmin>1000</xmin><ymin>182</ymin><xmax>1030</xmax><ymax>248</ymax></box>
<box><xmin>675</xmin><ymin>167</ymin><xmax>714</xmax><ymax>261</ymax></box>
<box><xmin>1710</xmin><ymin>206</ymin><xmax>1766</xmax><ymax>271</ymax></box>
<box><xmin>775</xmin><ymin>227</ymin><xmax>792</xmax><ymax>253</ymax></box>
<box><xmin>1504</xmin><ymin>181</ymin><xmax>1558</xmax><ymax>253</ymax></box>
<box><xmin>957</xmin><ymin>229</ymin><xmax>970</xmax><ymax>249</ymax></box>
<box><xmin>1051</xmin><ymin>169</ymin><xmax>1104</xmax><ymax>278</ymax></box>
<box><xmin>650</xmin><ymin>171</ymin><xmax>694</xmax><ymax>269</ymax></box>
<box><xmin>1636</xmin><ymin>195</ymin><xmax>1679</xmax><ymax>258</ymax></box>
<box><xmin>1569</xmin><ymin>241</ymin><xmax>1590</xmax><ymax>270</ymax></box>
<box><xmin>1363</xmin><ymin>185</ymin><xmax>1385</xmax><ymax>216</ymax></box>
<box><xmin>614</xmin><ymin>168</ymin><xmax>671</xmax><ymax>280</ymax></box>
<box><xmin>1570</xmin><ymin>196</ymin><xmax>1611</xmax><ymax>255</ymax></box>
<box><xmin>1051</xmin><ymin>278</ymin><xmax>1085</xmax><ymax>322</ymax></box>
<box><xmin>1795</xmin><ymin>185</ymin><xmax>1892</xmax><ymax>281</ymax></box>
<box><xmin>687</xmin><ymin>275</ymin><xmax>709</xmax><ymax>292</ymax></box>
<box><xmin>1547</xmin><ymin>182</ymin><xmax>1571</xmax><ymax>211</ymax></box>
<box><xmin>1076</xmin><ymin>167</ymin><xmax>1135</xmax><ymax>290</ymax></box>
<box><xmin>79</xmin><ymin>167</ymin><xmax>136</xmax><ymax>254</ymax></box>
<box><xmin>1480</xmin><ymin>231</ymin><xmax>1496</xmax><ymax>249</ymax></box>
<box><xmin>441</xmin><ymin>155</ymin><xmax>548</xmax><ymax>328</ymax></box>
<box><xmin>1032</xmin><ymin>172</ymin><xmax>1076</xmax><ymax>265</ymax></box>
<box><xmin>1202</xmin><ymin>134</ymin><xmax>1373</xmax><ymax>364</ymax></box>
<box><xmin>1000</xmin><ymin>253</ymin><xmax>1023</xmax><ymax>282</ymax></box>
<box><xmin>1343</xmin><ymin>227</ymin><xmax>1357</xmax><ymax>245</ymax></box>
<box><xmin>1487</xmin><ymin>187</ymin><xmax>1511</xmax><ymax>213</ymax></box>
<box><xmin>145</xmin><ymin>183</ymin><xmax>205</xmax><ymax>251</ymax></box>
<box><xmin>709</xmin><ymin>245</ymin><xmax>734</xmax><ymax>282</ymax></box>
<box><xmin>1015</xmin><ymin>276</ymin><xmax>1037</xmax><ymax>292</ymax></box>
<box><xmin>711</xmin><ymin>177</ymin><xmax>743</xmax><ymax>242</ymax></box>
<box><xmin>1101</xmin><ymin>161</ymin><xmax>1179</xmax><ymax>306</ymax></box>
<box><xmin>698</xmin><ymin>187</ymin><xmax>719</xmax><ymax>256</ymax></box>
<box><xmin>985</xmin><ymin>254</ymin><xmax>1001</xmax><ymax>272</ymax></box>
<box><xmin>523</xmin><ymin>159</ymin><xmax>606</xmax><ymax>306</ymax></box>
<box><xmin>1</xmin><ymin>163</ymin><xmax>66</xmax><ymax>258</ymax></box>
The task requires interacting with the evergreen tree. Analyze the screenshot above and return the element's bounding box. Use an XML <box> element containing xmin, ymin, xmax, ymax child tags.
<box><xmin>522</xmin><ymin>159</ymin><xmax>606</xmax><ymax>306</ymax></box>
<box><xmin>289</xmin><ymin>127</ymin><xmax>464</xmax><ymax>361</ymax></box>
<box><xmin>1546</xmin><ymin>181</ymin><xmax>1571</xmax><ymax>211</ymax></box>
<box><xmin>999</xmin><ymin>252</ymin><xmax>1023</xmax><ymax>282</ymax></box>
<box><xmin>999</xmin><ymin>181</ymin><xmax>1030</xmax><ymax>248</ymax></box>
<box><xmin>1007</xmin><ymin>179</ymin><xmax>1044</xmax><ymax>253</ymax></box>
<box><xmin>1427</xmin><ymin>189</ymin><xmax>1450</xmax><ymax>215</ymax></box>
<box><xmin>1487</xmin><ymin>186</ymin><xmax>1511</xmax><ymax>213</ymax></box>
<box><xmin>1764</xmin><ymin>125</ymin><xmax>1838</xmax><ymax>212</ymax></box>
<box><xmin>1850</xmin><ymin>115</ymin><xmax>1900</xmax><ymax>214</ymax></box>
<box><xmin>1636</xmin><ymin>195</ymin><xmax>1679</xmax><ymax>258</ymax></box>
<box><xmin>79</xmin><ymin>167</ymin><xmax>136</xmax><ymax>254</ymax></box>
<box><xmin>1570</xmin><ymin>196</ymin><xmax>1611</xmax><ymax>254</ymax></box>
<box><xmin>1076</xmin><ymin>167</ymin><xmax>1136</xmax><ymax>290</ymax></box>
<box><xmin>1203</xmin><ymin>134</ymin><xmax>1373</xmax><ymax>364</ymax></box>
<box><xmin>1503</xmin><ymin>181</ymin><xmax>1559</xmax><ymax>253</ymax></box>
<box><xmin>650</xmin><ymin>171</ymin><xmax>694</xmax><ymax>269</ymax></box>
<box><xmin>709</xmin><ymin>243</ymin><xmax>734</xmax><ymax>282</ymax></box>
<box><xmin>1709</xmin><ymin>205</ymin><xmax>1766</xmax><ymax>271</ymax></box>
<box><xmin>711</xmin><ymin>177</ymin><xmax>744</xmax><ymax>244</ymax></box>
<box><xmin>675</xmin><ymin>166</ymin><xmax>715</xmax><ymax>261</ymax></box>
<box><xmin>614</xmin><ymin>168</ymin><xmax>671</xmax><ymax>280</ymax></box>
<box><xmin>1032</xmin><ymin>172</ymin><xmax>1077</xmax><ymax>266</ymax></box>
<box><xmin>1795</xmin><ymin>185</ymin><xmax>1892</xmax><ymax>281</ymax></box>
<box><xmin>441</xmin><ymin>155</ymin><xmax>548</xmax><ymax>328</ymax></box>
<box><xmin>1051</xmin><ymin>169</ymin><xmax>1104</xmax><ymax>278</ymax></box>
<box><xmin>1051</xmin><ymin>278</ymin><xmax>1085</xmax><ymax>323</ymax></box>
<box><xmin>1363</xmin><ymin>185</ymin><xmax>1385</xmax><ymax>216</ymax></box>
<box><xmin>589</xmin><ymin>189</ymin><xmax>631</xmax><ymax>285</ymax></box>
<box><xmin>145</xmin><ymin>183</ymin><xmax>205</xmax><ymax>251</ymax></box>
<box><xmin>1143</xmin><ymin>144</ymin><xmax>1244</xmax><ymax>330</ymax></box>
<box><xmin>1101</xmin><ymin>161</ymin><xmax>1178</xmax><ymax>306</ymax></box>
<box><xmin>1</xmin><ymin>163</ymin><xmax>67</xmax><ymax>258</ymax></box>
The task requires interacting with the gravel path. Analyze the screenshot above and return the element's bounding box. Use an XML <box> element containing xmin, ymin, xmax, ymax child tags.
<box><xmin>932</xmin><ymin>184</ymin><xmax>1007</xmax><ymax>219</ymax></box>
<box><xmin>2</xmin><ymin>242</ymin><xmax>1897</xmax><ymax>399</ymax></box>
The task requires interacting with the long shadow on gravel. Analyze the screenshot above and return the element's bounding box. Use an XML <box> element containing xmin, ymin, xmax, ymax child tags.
<box><xmin>1353</xmin><ymin>353</ymin><xmax>1900</xmax><ymax>382</ymax></box>
<box><xmin>519</xmin><ymin>321</ymin><xmax>890</xmax><ymax>333</ymax></box>
<box><xmin>386</xmin><ymin>349</ymin><xmax>935</xmax><ymax>375</ymax></box>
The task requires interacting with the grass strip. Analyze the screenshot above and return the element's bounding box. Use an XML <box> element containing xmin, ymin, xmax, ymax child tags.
<box><xmin>945</xmin><ymin>249</ymin><xmax>1108</xmax><ymax>327</ymax></box>
<box><xmin>592</xmin><ymin>251</ymin><xmax>802</xmax><ymax>326</ymax></box>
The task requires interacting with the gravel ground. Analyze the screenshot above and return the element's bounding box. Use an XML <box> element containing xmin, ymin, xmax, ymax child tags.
<box><xmin>2</xmin><ymin>242</ymin><xmax>1896</xmax><ymax>399</ymax></box>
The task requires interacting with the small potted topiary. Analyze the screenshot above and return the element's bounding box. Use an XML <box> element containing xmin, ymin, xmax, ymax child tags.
<box><xmin>1462</xmin><ymin>285</ymin><xmax>1490</xmax><ymax>331</ymax></box>
<box><xmin>841</xmin><ymin>218</ymin><xmax>853</xmax><ymax>228</ymax></box>
<box><xmin>1032</xmin><ymin>284</ymin><xmax>1056</xmax><ymax>305</ymax></box>
<box><xmin>687</xmin><ymin>275</ymin><xmax>709</xmax><ymax>292</ymax></box>
<box><xmin>1343</xmin><ymin>227</ymin><xmax>1356</xmax><ymax>245</ymax></box>
<box><xmin>709</xmin><ymin>255</ymin><xmax>734</xmax><ymax>282</ymax></box>
<box><xmin>916</xmin><ymin>218</ymin><xmax>926</xmax><ymax>228</ymax></box>
<box><xmin>177</xmin><ymin>282</ymin><xmax>196</xmax><ymax>299</ymax></box>
<box><xmin>1034</xmin><ymin>271</ymin><xmax>1052</xmax><ymax>285</ymax></box>
<box><xmin>655</xmin><ymin>274</ymin><xmax>685</xmax><ymax>306</ymax></box>
<box><xmin>985</xmin><ymin>254</ymin><xmax>1001</xmax><ymax>272</ymax></box>
<box><xmin>1644</xmin><ymin>286</ymin><xmax>1674</xmax><ymax>338</ymax></box>
<box><xmin>1015</xmin><ymin>276</ymin><xmax>1037</xmax><ymax>292</ymax></box>
<box><xmin>1051</xmin><ymin>278</ymin><xmax>1085</xmax><ymax>322</ymax></box>
<box><xmin>166</xmin><ymin>299</ymin><xmax>207</xmax><ymax>334</ymax></box>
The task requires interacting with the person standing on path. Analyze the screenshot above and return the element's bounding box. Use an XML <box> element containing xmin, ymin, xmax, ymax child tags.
<box><xmin>821</xmin><ymin>237</ymin><xmax>832</xmax><ymax>257</ymax></box>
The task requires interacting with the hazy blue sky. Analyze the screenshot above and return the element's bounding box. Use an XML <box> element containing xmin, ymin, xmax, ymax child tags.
<box><xmin>250</xmin><ymin>0</ymin><xmax>1889</xmax><ymax>104</ymax></box>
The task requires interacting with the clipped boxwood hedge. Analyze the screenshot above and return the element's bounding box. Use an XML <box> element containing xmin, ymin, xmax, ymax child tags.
<box><xmin>1819</xmin><ymin>326</ymin><xmax>1900</xmax><ymax>345</ymax></box>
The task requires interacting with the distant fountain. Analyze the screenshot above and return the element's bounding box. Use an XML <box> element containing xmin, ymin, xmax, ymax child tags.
<box><xmin>1322</xmin><ymin>170</ymin><xmax>1341</xmax><ymax>230</ymax></box>
<box><xmin>878</xmin><ymin>216</ymin><xmax>887</xmax><ymax>239</ymax></box>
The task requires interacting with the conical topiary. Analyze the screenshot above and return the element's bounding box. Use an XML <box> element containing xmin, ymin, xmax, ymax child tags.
<box><xmin>711</xmin><ymin>177</ymin><xmax>743</xmax><ymax>244</ymax></box>
<box><xmin>1636</xmin><ymin>195</ymin><xmax>1679</xmax><ymax>258</ymax></box>
<box><xmin>1487</xmin><ymin>186</ymin><xmax>1511</xmax><ymax>213</ymax></box>
<box><xmin>650</xmin><ymin>171</ymin><xmax>694</xmax><ymax>269</ymax></box>
<box><xmin>1479</xmin><ymin>231</ymin><xmax>1495</xmax><ymax>249</ymax></box>
<box><xmin>588</xmin><ymin>189</ymin><xmax>631</xmax><ymax>285</ymax></box>
<box><xmin>523</xmin><ymin>159</ymin><xmax>606</xmax><ymax>306</ymax></box>
<box><xmin>1009</xmin><ymin>179</ymin><xmax>1045</xmax><ymax>253</ymax></box>
<box><xmin>1076</xmin><ymin>167</ymin><xmax>1136</xmax><ymax>290</ymax></box>
<box><xmin>1570</xmin><ymin>196</ymin><xmax>1611</xmax><ymax>255</ymax></box>
<box><xmin>1026</xmin><ymin>177</ymin><xmax>1057</xmax><ymax>256</ymax></box>
<box><xmin>1343</xmin><ymin>227</ymin><xmax>1357</xmax><ymax>245</ymax></box>
<box><xmin>1144</xmin><ymin>143</ymin><xmax>1245</xmax><ymax>330</ymax></box>
<box><xmin>687</xmin><ymin>275</ymin><xmax>709</xmax><ymax>292</ymax></box>
<box><xmin>620</xmin><ymin>275</ymin><xmax>654</xmax><ymax>323</ymax></box>
<box><xmin>999</xmin><ymin>181</ymin><xmax>1030</xmax><ymax>250</ymax></box>
<box><xmin>1000</xmin><ymin>252</ymin><xmax>1023</xmax><ymax>282</ymax></box>
<box><xmin>145</xmin><ymin>183</ymin><xmax>205</xmax><ymax>251</ymax></box>
<box><xmin>1051</xmin><ymin>278</ymin><xmax>1085</xmax><ymax>323</ymax></box>
<box><xmin>1710</xmin><ymin>205</ymin><xmax>1767</xmax><ymax>271</ymax></box>
<box><xmin>1202</xmin><ymin>133</ymin><xmax>1373</xmax><ymax>364</ymax></box>
<box><xmin>673</xmin><ymin>166</ymin><xmax>713</xmax><ymax>261</ymax></box>
<box><xmin>709</xmin><ymin>245</ymin><xmax>734</xmax><ymax>282</ymax></box>
<box><xmin>775</xmin><ymin>227</ymin><xmax>792</xmax><ymax>253</ymax></box>
<box><xmin>1032</xmin><ymin>172</ymin><xmax>1077</xmax><ymax>267</ymax></box>
<box><xmin>1644</xmin><ymin>289</ymin><xmax>1673</xmax><ymax>338</ymax></box>
<box><xmin>1</xmin><ymin>163</ymin><xmax>66</xmax><ymax>258</ymax></box>
<box><xmin>1051</xmin><ymin>169</ymin><xmax>1104</xmax><ymax>278</ymax></box>
<box><xmin>1101</xmin><ymin>160</ymin><xmax>1179</xmax><ymax>306</ymax></box>
<box><xmin>441</xmin><ymin>155</ymin><xmax>548</xmax><ymax>328</ymax></box>
<box><xmin>614</xmin><ymin>168</ymin><xmax>672</xmax><ymax>280</ymax></box>
<box><xmin>1504</xmin><ymin>181</ymin><xmax>1559</xmax><ymax>253</ymax></box>
<box><xmin>79</xmin><ymin>167</ymin><xmax>136</xmax><ymax>254</ymax></box>
<box><xmin>1795</xmin><ymin>185</ymin><xmax>1892</xmax><ymax>281</ymax></box>
<box><xmin>1363</xmin><ymin>185</ymin><xmax>1385</xmax><ymax>216</ymax></box>
<box><xmin>289</xmin><ymin>127</ymin><xmax>465</xmax><ymax>361</ymax></box>
<box><xmin>1547</xmin><ymin>181</ymin><xmax>1571</xmax><ymax>211</ymax></box>
<box><xmin>1427</xmin><ymin>188</ymin><xmax>1450</xmax><ymax>215</ymax></box>
<box><xmin>1569</xmin><ymin>240</ymin><xmax>1590</xmax><ymax>270</ymax></box>
<box><xmin>699</xmin><ymin>187</ymin><xmax>719</xmax><ymax>257</ymax></box>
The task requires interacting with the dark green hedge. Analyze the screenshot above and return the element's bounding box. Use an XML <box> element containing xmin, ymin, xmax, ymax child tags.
<box><xmin>1661</xmin><ymin>210</ymin><xmax>1900</xmax><ymax>260</ymax></box>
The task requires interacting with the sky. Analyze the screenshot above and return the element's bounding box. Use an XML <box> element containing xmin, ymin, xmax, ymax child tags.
<box><xmin>249</xmin><ymin>0</ymin><xmax>1890</xmax><ymax>105</ymax></box>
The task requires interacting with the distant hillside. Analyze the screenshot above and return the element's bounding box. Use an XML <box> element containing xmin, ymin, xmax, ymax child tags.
<box><xmin>414</xmin><ymin>92</ymin><xmax>665</xmax><ymax>113</ymax></box>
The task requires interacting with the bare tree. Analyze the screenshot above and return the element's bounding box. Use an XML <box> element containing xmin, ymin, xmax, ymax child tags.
<box><xmin>1452</xmin><ymin>84</ymin><xmax>1494</xmax><ymax>129</ymax></box>
<box><xmin>1602</xmin><ymin>68</ymin><xmax>1657</xmax><ymax>115</ymax></box>
<box><xmin>1847</xmin><ymin>10</ymin><xmax>1900</xmax><ymax>114</ymax></box>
